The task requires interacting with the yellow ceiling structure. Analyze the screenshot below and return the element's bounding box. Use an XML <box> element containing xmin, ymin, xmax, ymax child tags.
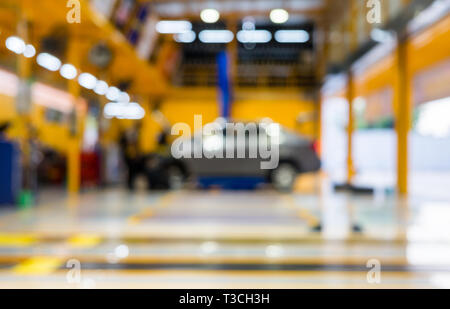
<box><xmin>0</xmin><ymin>0</ymin><xmax>167</xmax><ymax>97</ymax></box>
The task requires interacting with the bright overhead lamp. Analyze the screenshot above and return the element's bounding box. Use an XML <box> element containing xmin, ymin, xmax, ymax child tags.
<box><xmin>275</xmin><ymin>30</ymin><xmax>310</xmax><ymax>43</ymax></box>
<box><xmin>174</xmin><ymin>31</ymin><xmax>196</xmax><ymax>43</ymax></box>
<box><xmin>118</xmin><ymin>91</ymin><xmax>130</xmax><ymax>103</ymax></box>
<box><xmin>23</xmin><ymin>44</ymin><xmax>36</xmax><ymax>58</ymax></box>
<box><xmin>5</xmin><ymin>36</ymin><xmax>26</xmax><ymax>55</ymax></box>
<box><xmin>200</xmin><ymin>9</ymin><xmax>220</xmax><ymax>23</ymax></box>
<box><xmin>36</xmin><ymin>53</ymin><xmax>62</xmax><ymax>72</ymax></box>
<box><xmin>94</xmin><ymin>80</ymin><xmax>109</xmax><ymax>95</ymax></box>
<box><xmin>156</xmin><ymin>20</ymin><xmax>192</xmax><ymax>34</ymax></box>
<box><xmin>270</xmin><ymin>9</ymin><xmax>289</xmax><ymax>24</ymax></box>
<box><xmin>199</xmin><ymin>30</ymin><xmax>234</xmax><ymax>43</ymax></box>
<box><xmin>370</xmin><ymin>28</ymin><xmax>395</xmax><ymax>43</ymax></box>
<box><xmin>78</xmin><ymin>73</ymin><xmax>98</xmax><ymax>90</ymax></box>
<box><xmin>104</xmin><ymin>102</ymin><xmax>146</xmax><ymax>120</ymax></box>
<box><xmin>59</xmin><ymin>64</ymin><xmax>77</xmax><ymax>80</ymax></box>
<box><xmin>237</xmin><ymin>30</ymin><xmax>272</xmax><ymax>43</ymax></box>
<box><xmin>106</xmin><ymin>86</ymin><xmax>121</xmax><ymax>101</ymax></box>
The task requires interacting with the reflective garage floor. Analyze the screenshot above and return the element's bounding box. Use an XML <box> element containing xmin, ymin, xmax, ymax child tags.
<box><xmin>0</xmin><ymin>177</ymin><xmax>450</xmax><ymax>289</ymax></box>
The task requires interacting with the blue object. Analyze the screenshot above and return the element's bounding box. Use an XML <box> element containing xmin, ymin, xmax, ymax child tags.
<box><xmin>198</xmin><ymin>176</ymin><xmax>266</xmax><ymax>190</ymax></box>
<box><xmin>0</xmin><ymin>141</ymin><xmax>21</xmax><ymax>205</ymax></box>
<box><xmin>217</xmin><ymin>51</ymin><xmax>232</xmax><ymax>118</ymax></box>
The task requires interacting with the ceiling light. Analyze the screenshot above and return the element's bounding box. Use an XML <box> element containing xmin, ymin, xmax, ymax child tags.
<box><xmin>370</xmin><ymin>28</ymin><xmax>395</xmax><ymax>43</ymax></box>
<box><xmin>94</xmin><ymin>80</ymin><xmax>109</xmax><ymax>95</ymax></box>
<box><xmin>270</xmin><ymin>9</ymin><xmax>289</xmax><ymax>24</ymax></box>
<box><xmin>200</xmin><ymin>9</ymin><xmax>220</xmax><ymax>23</ymax></box>
<box><xmin>237</xmin><ymin>30</ymin><xmax>272</xmax><ymax>43</ymax></box>
<box><xmin>199</xmin><ymin>30</ymin><xmax>234</xmax><ymax>43</ymax></box>
<box><xmin>275</xmin><ymin>30</ymin><xmax>310</xmax><ymax>43</ymax></box>
<box><xmin>156</xmin><ymin>20</ymin><xmax>192</xmax><ymax>34</ymax></box>
<box><xmin>60</xmin><ymin>64</ymin><xmax>78</xmax><ymax>80</ymax></box>
<box><xmin>36</xmin><ymin>53</ymin><xmax>62</xmax><ymax>72</ymax></box>
<box><xmin>118</xmin><ymin>92</ymin><xmax>130</xmax><ymax>103</ymax></box>
<box><xmin>23</xmin><ymin>44</ymin><xmax>36</xmax><ymax>58</ymax></box>
<box><xmin>104</xmin><ymin>102</ymin><xmax>146</xmax><ymax>120</ymax></box>
<box><xmin>174</xmin><ymin>31</ymin><xmax>196</xmax><ymax>43</ymax></box>
<box><xmin>5</xmin><ymin>36</ymin><xmax>26</xmax><ymax>55</ymax></box>
<box><xmin>78</xmin><ymin>73</ymin><xmax>97</xmax><ymax>90</ymax></box>
<box><xmin>106</xmin><ymin>86</ymin><xmax>121</xmax><ymax>101</ymax></box>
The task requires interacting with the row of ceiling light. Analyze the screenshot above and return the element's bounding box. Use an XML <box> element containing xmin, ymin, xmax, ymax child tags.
<box><xmin>157</xmin><ymin>23</ymin><xmax>310</xmax><ymax>44</ymax></box>
<box><xmin>198</xmin><ymin>8</ymin><xmax>290</xmax><ymax>24</ymax></box>
<box><xmin>5</xmin><ymin>36</ymin><xmax>145</xmax><ymax>120</ymax></box>
<box><xmin>156</xmin><ymin>8</ymin><xmax>308</xmax><ymax>44</ymax></box>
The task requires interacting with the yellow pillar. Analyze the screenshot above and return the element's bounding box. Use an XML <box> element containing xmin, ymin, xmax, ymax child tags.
<box><xmin>67</xmin><ymin>39</ymin><xmax>82</xmax><ymax>194</ymax></box>
<box><xmin>396</xmin><ymin>40</ymin><xmax>411</xmax><ymax>196</ymax></box>
<box><xmin>346</xmin><ymin>70</ymin><xmax>356</xmax><ymax>184</ymax></box>
<box><xmin>345</xmin><ymin>0</ymin><xmax>359</xmax><ymax>184</ymax></box>
<box><xmin>348</xmin><ymin>0</ymin><xmax>359</xmax><ymax>53</ymax></box>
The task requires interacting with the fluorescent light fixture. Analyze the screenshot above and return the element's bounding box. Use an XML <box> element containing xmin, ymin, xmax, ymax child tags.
<box><xmin>371</xmin><ymin>28</ymin><xmax>395</xmax><ymax>44</ymax></box>
<box><xmin>199</xmin><ymin>30</ymin><xmax>234</xmax><ymax>43</ymax></box>
<box><xmin>118</xmin><ymin>92</ymin><xmax>130</xmax><ymax>103</ymax></box>
<box><xmin>270</xmin><ymin>9</ymin><xmax>289</xmax><ymax>24</ymax></box>
<box><xmin>36</xmin><ymin>53</ymin><xmax>62</xmax><ymax>72</ymax></box>
<box><xmin>78</xmin><ymin>73</ymin><xmax>97</xmax><ymax>90</ymax></box>
<box><xmin>94</xmin><ymin>80</ymin><xmax>109</xmax><ymax>95</ymax></box>
<box><xmin>200</xmin><ymin>9</ymin><xmax>220</xmax><ymax>23</ymax></box>
<box><xmin>104</xmin><ymin>102</ymin><xmax>146</xmax><ymax>120</ymax></box>
<box><xmin>106</xmin><ymin>86</ymin><xmax>121</xmax><ymax>101</ymax></box>
<box><xmin>156</xmin><ymin>20</ymin><xmax>192</xmax><ymax>34</ymax></box>
<box><xmin>6</xmin><ymin>36</ymin><xmax>26</xmax><ymax>55</ymax></box>
<box><xmin>408</xmin><ymin>0</ymin><xmax>450</xmax><ymax>34</ymax></box>
<box><xmin>174</xmin><ymin>31</ymin><xmax>196</xmax><ymax>43</ymax></box>
<box><xmin>275</xmin><ymin>30</ymin><xmax>310</xmax><ymax>43</ymax></box>
<box><xmin>23</xmin><ymin>44</ymin><xmax>36</xmax><ymax>58</ymax></box>
<box><xmin>60</xmin><ymin>64</ymin><xmax>78</xmax><ymax>80</ymax></box>
<box><xmin>237</xmin><ymin>30</ymin><xmax>272</xmax><ymax>43</ymax></box>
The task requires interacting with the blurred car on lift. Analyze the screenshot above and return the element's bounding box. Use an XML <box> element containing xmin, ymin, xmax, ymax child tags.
<box><xmin>144</xmin><ymin>120</ymin><xmax>321</xmax><ymax>191</ymax></box>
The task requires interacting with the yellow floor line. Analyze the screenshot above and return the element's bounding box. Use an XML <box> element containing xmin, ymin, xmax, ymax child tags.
<box><xmin>159</xmin><ymin>191</ymin><xmax>179</xmax><ymax>208</ymax></box>
<box><xmin>0</xmin><ymin>233</ymin><xmax>38</xmax><ymax>247</ymax></box>
<box><xmin>127</xmin><ymin>192</ymin><xmax>180</xmax><ymax>225</ymax></box>
<box><xmin>0</xmin><ymin>254</ymin><xmax>410</xmax><ymax>266</ymax></box>
<box><xmin>67</xmin><ymin>234</ymin><xmax>102</xmax><ymax>249</ymax></box>
<box><xmin>298</xmin><ymin>209</ymin><xmax>321</xmax><ymax>227</ymax></box>
<box><xmin>281</xmin><ymin>195</ymin><xmax>321</xmax><ymax>228</ymax></box>
<box><xmin>12</xmin><ymin>257</ymin><xmax>64</xmax><ymax>276</ymax></box>
<box><xmin>48</xmin><ymin>269</ymin><xmax>419</xmax><ymax>279</ymax></box>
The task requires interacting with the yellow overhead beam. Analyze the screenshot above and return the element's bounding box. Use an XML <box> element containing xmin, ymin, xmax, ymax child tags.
<box><xmin>79</xmin><ymin>0</ymin><xmax>167</xmax><ymax>96</ymax></box>
<box><xmin>0</xmin><ymin>0</ymin><xmax>167</xmax><ymax>97</ymax></box>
